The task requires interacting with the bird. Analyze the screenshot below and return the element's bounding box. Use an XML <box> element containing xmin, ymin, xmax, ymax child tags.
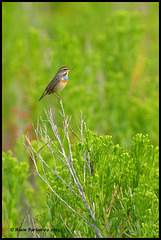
<box><xmin>39</xmin><ymin>66</ymin><xmax>72</xmax><ymax>101</ymax></box>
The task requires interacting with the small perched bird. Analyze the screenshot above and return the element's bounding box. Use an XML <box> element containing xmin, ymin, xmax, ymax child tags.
<box><xmin>39</xmin><ymin>66</ymin><xmax>72</xmax><ymax>101</ymax></box>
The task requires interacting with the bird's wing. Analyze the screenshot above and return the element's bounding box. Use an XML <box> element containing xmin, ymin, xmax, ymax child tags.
<box><xmin>45</xmin><ymin>75</ymin><xmax>61</xmax><ymax>94</ymax></box>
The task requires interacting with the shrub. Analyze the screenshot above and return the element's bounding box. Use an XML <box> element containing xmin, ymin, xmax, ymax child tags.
<box><xmin>25</xmin><ymin>101</ymin><xmax>159</xmax><ymax>238</ymax></box>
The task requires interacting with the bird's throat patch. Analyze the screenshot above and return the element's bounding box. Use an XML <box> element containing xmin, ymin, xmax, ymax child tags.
<box><xmin>62</xmin><ymin>79</ymin><xmax>67</xmax><ymax>83</ymax></box>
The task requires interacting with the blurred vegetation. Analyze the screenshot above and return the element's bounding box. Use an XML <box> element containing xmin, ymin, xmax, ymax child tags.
<box><xmin>2</xmin><ymin>2</ymin><xmax>159</xmax><ymax>238</ymax></box>
<box><xmin>2</xmin><ymin>150</ymin><xmax>30</xmax><ymax>238</ymax></box>
<box><xmin>2</xmin><ymin>2</ymin><xmax>159</xmax><ymax>150</ymax></box>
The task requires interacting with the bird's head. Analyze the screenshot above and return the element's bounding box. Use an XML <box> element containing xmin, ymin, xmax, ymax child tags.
<box><xmin>58</xmin><ymin>66</ymin><xmax>73</xmax><ymax>76</ymax></box>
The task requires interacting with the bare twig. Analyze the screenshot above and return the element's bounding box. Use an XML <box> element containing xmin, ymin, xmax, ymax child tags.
<box><xmin>24</xmin><ymin>98</ymin><xmax>102</xmax><ymax>238</ymax></box>
<box><xmin>68</xmin><ymin>125</ymin><xmax>83</xmax><ymax>143</ymax></box>
<box><xmin>60</xmin><ymin>215</ymin><xmax>77</xmax><ymax>238</ymax></box>
<box><xmin>17</xmin><ymin>206</ymin><xmax>30</xmax><ymax>238</ymax></box>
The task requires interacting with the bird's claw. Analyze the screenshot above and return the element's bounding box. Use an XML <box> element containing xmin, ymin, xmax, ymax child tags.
<box><xmin>57</xmin><ymin>96</ymin><xmax>62</xmax><ymax>102</ymax></box>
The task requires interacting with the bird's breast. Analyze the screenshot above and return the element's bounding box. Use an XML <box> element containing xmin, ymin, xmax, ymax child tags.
<box><xmin>53</xmin><ymin>79</ymin><xmax>67</xmax><ymax>92</ymax></box>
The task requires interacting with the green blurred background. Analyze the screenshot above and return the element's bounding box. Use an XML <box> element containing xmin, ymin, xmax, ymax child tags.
<box><xmin>2</xmin><ymin>2</ymin><xmax>159</xmax><ymax>150</ymax></box>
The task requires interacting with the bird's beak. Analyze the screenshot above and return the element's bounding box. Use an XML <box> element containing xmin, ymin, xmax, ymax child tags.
<box><xmin>70</xmin><ymin>68</ymin><xmax>73</xmax><ymax>70</ymax></box>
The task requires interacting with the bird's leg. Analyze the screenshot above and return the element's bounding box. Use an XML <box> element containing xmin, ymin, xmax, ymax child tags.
<box><xmin>53</xmin><ymin>93</ymin><xmax>62</xmax><ymax>102</ymax></box>
<box><xmin>56</xmin><ymin>92</ymin><xmax>62</xmax><ymax>102</ymax></box>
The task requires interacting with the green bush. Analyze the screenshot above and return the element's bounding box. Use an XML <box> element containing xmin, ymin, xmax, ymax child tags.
<box><xmin>25</xmin><ymin>104</ymin><xmax>158</xmax><ymax>238</ymax></box>
<box><xmin>31</xmin><ymin>131</ymin><xmax>158</xmax><ymax>238</ymax></box>
<box><xmin>2</xmin><ymin>150</ymin><xmax>32</xmax><ymax>238</ymax></box>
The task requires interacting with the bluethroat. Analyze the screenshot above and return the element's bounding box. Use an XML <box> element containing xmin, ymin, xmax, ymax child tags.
<box><xmin>39</xmin><ymin>66</ymin><xmax>72</xmax><ymax>101</ymax></box>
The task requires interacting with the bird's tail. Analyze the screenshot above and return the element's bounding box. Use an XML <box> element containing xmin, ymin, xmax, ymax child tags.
<box><xmin>39</xmin><ymin>90</ymin><xmax>47</xmax><ymax>101</ymax></box>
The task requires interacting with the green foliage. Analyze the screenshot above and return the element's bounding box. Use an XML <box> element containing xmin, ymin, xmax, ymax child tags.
<box><xmin>2</xmin><ymin>150</ymin><xmax>33</xmax><ymax>238</ymax></box>
<box><xmin>2</xmin><ymin>2</ymin><xmax>159</xmax><ymax>150</ymax></box>
<box><xmin>35</xmin><ymin>133</ymin><xmax>158</xmax><ymax>238</ymax></box>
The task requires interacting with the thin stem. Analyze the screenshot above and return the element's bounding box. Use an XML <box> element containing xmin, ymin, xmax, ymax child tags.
<box><xmin>24</xmin><ymin>98</ymin><xmax>103</xmax><ymax>238</ymax></box>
